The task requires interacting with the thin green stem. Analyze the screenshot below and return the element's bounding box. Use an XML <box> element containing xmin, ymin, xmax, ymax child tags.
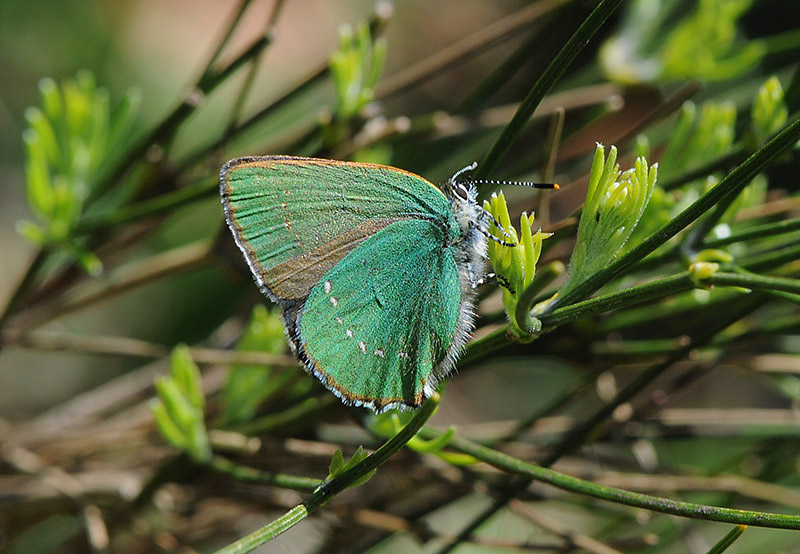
<box><xmin>418</xmin><ymin>427</ymin><xmax>800</xmax><ymax>530</ymax></box>
<box><xmin>550</xmin><ymin>116</ymin><xmax>800</xmax><ymax>311</ymax></box>
<box><xmin>658</xmin><ymin>149</ymin><xmax>745</xmax><ymax>191</ymax></box>
<box><xmin>205</xmin><ymin>0</ymin><xmax>255</xmax><ymax>69</ymax></box>
<box><xmin>178</xmin><ymin>64</ymin><xmax>328</xmax><ymax>170</ymax></box>
<box><xmin>707</xmin><ymin>525</ymin><xmax>748</xmax><ymax>554</ymax></box>
<box><xmin>181</xmin><ymin>6</ymin><xmax>391</xmax><ymax>169</ymax></box>
<box><xmin>705</xmin><ymin>217</ymin><xmax>800</xmax><ymax>248</ymax></box>
<box><xmin>0</xmin><ymin>248</ymin><xmax>48</xmax><ymax>328</ymax></box>
<box><xmin>377</xmin><ymin>0</ymin><xmax>567</xmax><ymax>100</ymax></box>
<box><xmin>213</xmin><ymin>395</ymin><xmax>440</xmax><ymax>554</ymax></box>
<box><xmin>460</xmin><ymin>326</ymin><xmax>508</xmax><ymax>367</ymax></box>
<box><xmin>441</xmin><ymin>295</ymin><xmax>765</xmax><ymax>552</ymax></box>
<box><xmin>222</xmin><ymin>0</ymin><xmax>286</xmax><ymax>135</ymax></box>
<box><xmin>77</xmin><ymin>178</ymin><xmax>217</xmax><ymax>233</ymax></box>
<box><xmin>542</xmin><ymin>295</ymin><xmax>764</xmax><ymax>467</ymax></box>
<box><xmin>740</xmin><ymin>241</ymin><xmax>800</xmax><ymax>273</ymax></box>
<box><xmin>708</xmin><ymin>272</ymin><xmax>800</xmax><ymax>295</ymax></box>
<box><xmin>91</xmin><ymin>25</ymin><xmax>273</xmax><ymax>204</ymax></box>
<box><xmin>540</xmin><ymin>273</ymin><xmax>694</xmax><ymax>329</ymax></box>
<box><xmin>477</xmin><ymin>0</ymin><xmax>624</xmax><ymax>178</ymax></box>
<box><xmin>515</xmin><ymin>261</ymin><xmax>566</xmax><ymax>334</ymax></box>
<box><xmin>210</xmin><ymin>455</ymin><xmax>319</xmax><ymax>492</ymax></box>
<box><xmin>233</xmin><ymin>396</ymin><xmax>336</xmax><ymax>436</ymax></box>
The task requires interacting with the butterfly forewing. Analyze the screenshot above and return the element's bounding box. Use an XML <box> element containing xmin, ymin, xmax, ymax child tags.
<box><xmin>220</xmin><ymin>156</ymin><xmax>451</xmax><ymax>304</ymax></box>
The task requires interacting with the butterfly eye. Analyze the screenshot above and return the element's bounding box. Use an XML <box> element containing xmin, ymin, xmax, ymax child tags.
<box><xmin>451</xmin><ymin>182</ymin><xmax>471</xmax><ymax>202</ymax></box>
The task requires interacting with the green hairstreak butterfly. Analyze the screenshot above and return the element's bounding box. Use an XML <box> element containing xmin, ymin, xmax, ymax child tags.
<box><xmin>219</xmin><ymin>156</ymin><xmax>554</xmax><ymax>413</ymax></box>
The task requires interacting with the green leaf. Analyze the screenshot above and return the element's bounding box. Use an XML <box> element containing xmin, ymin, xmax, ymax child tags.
<box><xmin>752</xmin><ymin>76</ymin><xmax>788</xmax><ymax>144</ymax></box>
<box><xmin>561</xmin><ymin>145</ymin><xmax>657</xmax><ymax>298</ymax></box>
<box><xmin>18</xmin><ymin>71</ymin><xmax>141</xmax><ymax>272</ymax></box>
<box><xmin>38</xmin><ymin>77</ymin><xmax>63</xmax><ymax>124</ymax></box>
<box><xmin>328</xmin><ymin>449</ymin><xmax>345</xmax><ymax>476</ymax></box>
<box><xmin>324</xmin><ymin>446</ymin><xmax>375</xmax><ymax>489</ymax></box>
<box><xmin>22</xmin><ymin>129</ymin><xmax>54</xmax><ymax>221</ymax></box>
<box><xmin>150</xmin><ymin>346</ymin><xmax>211</xmax><ymax>464</ymax></box>
<box><xmin>328</xmin><ymin>20</ymin><xmax>387</xmax><ymax>119</ymax></box>
<box><xmin>171</xmin><ymin>344</ymin><xmax>205</xmax><ymax>412</ymax></box>
<box><xmin>24</xmin><ymin>107</ymin><xmax>61</xmax><ymax>167</ymax></box>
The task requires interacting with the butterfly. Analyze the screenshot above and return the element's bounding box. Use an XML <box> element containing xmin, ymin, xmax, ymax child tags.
<box><xmin>219</xmin><ymin>156</ymin><xmax>549</xmax><ymax>413</ymax></box>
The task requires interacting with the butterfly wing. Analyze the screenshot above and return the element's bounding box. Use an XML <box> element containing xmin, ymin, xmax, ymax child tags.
<box><xmin>220</xmin><ymin>156</ymin><xmax>451</xmax><ymax>306</ymax></box>
<box><xmin>298</xmin><ymin>218</ymin><xmax>462</xmax><ymax>412</ymax></box>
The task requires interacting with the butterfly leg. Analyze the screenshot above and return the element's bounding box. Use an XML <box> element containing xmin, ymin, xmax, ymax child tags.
<box><xmin>473</xmin><ymin>272</ymin><xmax>515</xmax><ymax>294</ymax></box>
<box><xmin>476</xmin><ymin>223</ymin><xmax>516</xmax><ymax>247</ymax></box>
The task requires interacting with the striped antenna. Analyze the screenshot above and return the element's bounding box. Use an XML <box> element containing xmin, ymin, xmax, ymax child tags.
<box><xmin>469</xmin><ymin>178</ymin><xmax>559</xmax><ymax>190</ymax></box>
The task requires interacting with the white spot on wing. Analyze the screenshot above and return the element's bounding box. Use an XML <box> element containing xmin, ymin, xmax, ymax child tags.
<box><xmin>330</xmin><ymin>296</ymin><xmax>338</xmax><ymax>306</ymax></box>
<box><xmin>335</xmin><ymin>317</ymin><xmax>343</xmax><ymax>324</ymax></box>
<box><xmin>324</xmin><ymin>280</ymin><xmax>332</xmax><ymax>294</ymax></box>
<box><xmin>358</xmin><ymin>341</ymin><xmax>367</xmax><ymax>353</ymax></box>
<box><xmin>398</xmin><ymin>351</ymin><xmax>411</xmax><ymax>359</ymax></box>
<box><xmin>374</xmin><ymin>349</ymin><xmax>385</xmax><ymax>358</ymax></box>
<box><xmin>346</xmin><ymin>329</ymin><xmax>354</xmax><ymax>338</ymax></box>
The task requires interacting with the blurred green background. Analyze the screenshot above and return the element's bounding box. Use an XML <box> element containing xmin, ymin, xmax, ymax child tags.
<box><xmin>3</xmin><ymin>0</ymin><xmax>800</xmax><ymax>552</ymax></box>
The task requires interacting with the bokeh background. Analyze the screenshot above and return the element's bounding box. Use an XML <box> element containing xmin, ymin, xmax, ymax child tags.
<box><xmin>3</xmin><ymin>0</ymin><xmax>800</xmax><ymax>552</ymax></box>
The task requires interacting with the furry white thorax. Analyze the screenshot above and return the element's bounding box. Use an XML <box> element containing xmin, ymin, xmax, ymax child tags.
<box><xmin>427</xmin><ymin>173</ymin><xmax>489</xmax><ymax>393</ymax></box>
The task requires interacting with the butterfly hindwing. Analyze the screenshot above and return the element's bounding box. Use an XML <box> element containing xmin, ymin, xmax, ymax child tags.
<box><xmin>297</xmin><ymin>218</ymin><xmax>462</xmax><ymax>412</ymax></box>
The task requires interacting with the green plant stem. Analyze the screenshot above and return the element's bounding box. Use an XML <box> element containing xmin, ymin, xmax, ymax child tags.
<box><xmin>180</xmin><ymin>6</ymin><xmax>390</xmax><ymax>169</ymax></box>
<box><xmin>707</xmin><ymin>525</ymin><xmax>748</xmax><ymax>554</ymax></box>
<box><xmin>658</xmin><ymin>149</ymin><xmax>746</xmax><ymax>191</ymax></box>
<box><xmin>178</xmin><ymin>63</ymin><xmax>328</xmax><ymax>170</ymax></box>
<box><xmin>473</xmin><ymin>266</ymin><xmax>798</xmax><ymax>369</ymax></box>
<box><xmin>708</xmin><ymin>272</ymin><xmax>800</xmax><ymax>294</ymax></box>
<box><xmin>213</xmin><ymin>395</ymin><xmax>440</xmax><ymax>554</ymax></box>
<box><xmin>540</xmin><ymin>273</ymin><xmax>694</xmax><ymax>329</ymax></box>
<box><xmin>542</xmin><ymin>295</ymin><xmax>764</xmax><ymax>467</ymax></box>
<box><xmin>440</xmin><ymin>295</ymin><xmax>764</xmax><ymax>553</ymax></box>
<box><xmin>9</xmin><ymin>240</ymin><xmax>215</xmax><ymax>330</ymax></box>
<box><xmin>418</xmin><ymin>427</ymin><xmax>800</xmax><ymax>530</ymax></box>
<box><xmin>515</xmin><ymin>261</ymin><xmax>566</xmax><ymax>333</ymax></box>
<box><xmin>477</xmin><ymin>0</ymin><xmax>624</xmax><ymax>178</ymax></box>
<box><xmin>550</xmin><ymin>116</ymin><xmax>800</xmax><ymax>312</ymax></box>
<box><xmin>210</xmin><ymin>455</ymin><xmax>319</xmax><ymax>492</ymax></box>
<box><xmin>205</xmin><ymin>0</ymin><xmax>255</xmax><ymax>68</ymax></box>
<box><xmin>740</xmin><ymin>241</ymin><xmax>800</xmax><ymax>273</ymax></box>
<box><xmin>376</xmin><ymin>0</ymin><xmax>567</xmax><ymax>99</ymax></box>
<box><xmin>638</xmin><ymin>195</ymin><xmax>800</xmax><ymax>273</ymax></box>
<box><xmin>222</xmin><ymin>0</ymin><xmax>286</xmax><ymax>133</ymax></box>
<box><xmin>91</xmin><ymin>25</ymin><xmax>273</xmax><ymax>204</ymax></box>
<box><xmin>460</xmin><ymin>326</ymin><xmax>508</xmax><ymax>367</ymax></box>
<box><xmin>705</xmin><ymin>217</ymin><xmax>800</xmax><ymax>248</ymax></box>
<box><xmin>77</xmin><ymin>178</ymin><xmax>217</xmax><ymax>233</ymax></box>
<box><xmin>0</xmin><ymin>247</ymin><xmax>48</xmax><ymax>328</ymax></box>
<box><xmin>538</xmin><ymin>271</ymin><xmax>800</xmax><ymax>330</ymax></box>
<box><xmin>233</xmin><ymin>396</ymin><xmax>337</xmax><ymax>436</ymax></box>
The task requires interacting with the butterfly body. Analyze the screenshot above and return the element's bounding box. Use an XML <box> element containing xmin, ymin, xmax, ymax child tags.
<box><xmin>220</xmin><ymin>156</ymin><xmax>486</xmax><ymax>412</ymax></box>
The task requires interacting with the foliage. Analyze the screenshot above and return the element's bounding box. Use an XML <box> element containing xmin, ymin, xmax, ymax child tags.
<box><xmin>601</xmin><ymin>0</ymin><xmax>765</xmax><ymax>83</ymax></box>
<box><xmin>3</xmin><ymin>1</ymin><xmax>800</xmax><ymax>553</ymax></box>
<box><xmin>151</xmin><ymin>345</ymin><xmax>211</xmax><ymax>464</ymax></box>
<box><xmin>18</xmin><ymin>71</ymin><xmax>140</xmax><ymax>274</ymax></box>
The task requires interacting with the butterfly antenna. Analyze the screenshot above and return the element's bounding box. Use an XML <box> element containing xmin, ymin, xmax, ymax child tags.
<box><xmin>471</xmin><ymin>178</ymin><xmax>559</xmax><ymax>190</ymax></box>
<box><xmin>451</xmin><ymin>162</ymin><xmax>478</xmax><ymax>183</ymax></box>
